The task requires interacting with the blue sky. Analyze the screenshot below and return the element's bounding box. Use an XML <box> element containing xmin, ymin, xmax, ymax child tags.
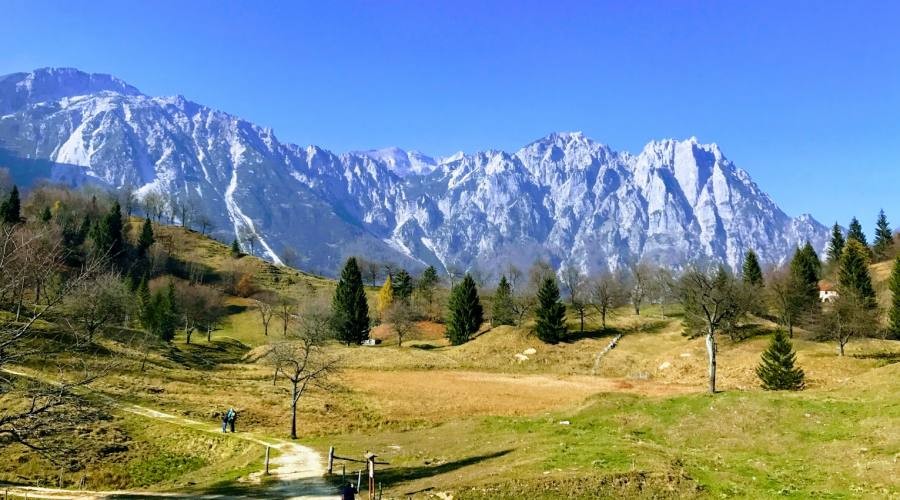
<box><xmin>3</xmin><ymin>0</ymin><xmax>900</xmax><ymax>232</ymax></box>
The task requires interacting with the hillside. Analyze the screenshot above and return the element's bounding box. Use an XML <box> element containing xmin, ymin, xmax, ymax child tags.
<box><xmin>0</xmin><ymin>214</ymin><xmax>897</xmax><ymax>498</ymax></box>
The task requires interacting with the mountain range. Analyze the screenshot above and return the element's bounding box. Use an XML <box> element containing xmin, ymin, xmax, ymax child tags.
<box><xmin>0</xmin><ymin>68</ymin><xmax>829</xmax><ymax>277</ymax></box>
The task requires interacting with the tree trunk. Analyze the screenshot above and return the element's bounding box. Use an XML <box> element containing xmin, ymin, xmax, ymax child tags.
<box><xmin>706</xmin><ymin>329</ymin><xmax>717</xmax><ymax>394</ymax></box>
<box><xmin>579</xmin><ymin>309</ymin><xmax>584</xmax><ymax>334</ymax></box>
<box><xmin>601</xmin><ymin>309</ymin><xmax>607</xmax><ymax>329</ymax></box>
<box><xmin>207</xmin><ymin>325</ymin><xmax>212</xmax><ymax>342</ymax></box>
<box><xmin>290</xmin><ymin>385</ymin><xmax>298</xmax><ymax>439</ymax></box>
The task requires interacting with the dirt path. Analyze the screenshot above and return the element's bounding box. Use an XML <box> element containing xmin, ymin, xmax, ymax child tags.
<box><xmin>1</xmin><ymin>368</ymin><xmax>338</xmax><ymax>499</ymax></box>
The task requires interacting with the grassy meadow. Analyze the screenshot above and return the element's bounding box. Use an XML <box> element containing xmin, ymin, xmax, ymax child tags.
<box><xmin>3</xmin><ymin>223</ymin><xmax>898</xmax><ymax>498</ymax></box>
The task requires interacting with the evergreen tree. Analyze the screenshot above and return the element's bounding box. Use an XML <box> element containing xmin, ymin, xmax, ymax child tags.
<box><xmin>790</xmin><ymin>243</ymin><xmax>820</xmax><ymax>309</ymax></box>
<box><xmin>230</xmin><ymin>238</ymin><xmax>241</xmax><ymax>257</ymax></box>
<box><xmin>742</xmin><ymin>249</ymin><xmax>764</xmax><ymax>287</ymax></box>
<box><xmin>331</xmin><ymin>257</ymin><xmax>370</xmax><ymax>345</ymax></box>
<box><xmin>873</xmin><ymin>209</ymin><xmax>894</xmax><ymax>260</ymax></box>
<box><xmin>392</xmin><ymin>268</ymin><xmax>414</xmax><ymax>302</ymax></box>
<box><xmin>491</xmin><ymin>275</ymin><xmax>516</xmax><ymax>327</ymax></box>
<box><xmin>827</xmin><ymin>222</ymin><xmax>845</xmax><ymax>264</ymax></box>
<box><xmin>138</xmin><ymin>276</ymin><xmax>152</xmax><ymax>322</ymax></box>
<box><xmin>142</xmin><ymin>285</ymin><xmax>177</xmax><ymax>342</ymax></box>
<box><xmin>839</xmin><ymin>239</ymin><xmax>876</xmax><ymax>307</ymax></box>
<box><xmin>137</xmin><ymin>217</ymin><xmax>155</xmax><ymax>255</ymax></box>
<box><xmin>91</xmin><ymin>200</ymin><xmax>124</xmax><ymax>259</ymax></box>
<box><xmin>445</xmin><ymin>274</ymin><xmax>484</xmax><ymax>345</ymax></box>
<box><xmin>756</xmin><ymin>330</ymin><xmax>805</xmax><ymax>390</ymax></box>
<box><xmin>889</xmin><ymin>257</ymin><xmax>900</xmax><ymax>340</ymax></box>
<box><xmin>0</xmin><ymin>185</ymin><xmax>22</xmax><ymax>224</ymax></box>
<box><xmin>534</xmin><ymin>276</ymin><xmax>566</xmax><ymax>344</ymax></box>
<box><xmin>39</xmin><ymin>206</ymin><xmax>52</xmax><ymax>223</ymax></box>
<box><xmin>377</xmin><ymin>274</ymin><xmax>394</xmax><ymax>316</ymax></box>
<box><xmin>847</xmin><ymin>217</ymin><xmax>868</xmax><ymax>247</ymax></box>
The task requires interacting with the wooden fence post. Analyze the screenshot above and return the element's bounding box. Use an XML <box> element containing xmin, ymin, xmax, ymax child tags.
<box><xmin>327</xmin><ymin>446</ymin><xmax>335</xmax><ymax>475</ymax></box>
<box><xmin>264</xmin><ymin>446</ymin><xmax>271</xmax><ymax>475</ymax></box>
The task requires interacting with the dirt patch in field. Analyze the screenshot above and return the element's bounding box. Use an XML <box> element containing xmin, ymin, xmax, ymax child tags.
<box><xmin>340</xmin><ymin>370</ymin><xmax>697</xmax><ymax>420</ymax></box>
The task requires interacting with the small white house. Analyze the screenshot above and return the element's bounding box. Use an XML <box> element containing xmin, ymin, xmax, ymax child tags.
<box><xmin>819</xmin><ymin>281</ymin><xmax>839</xmax><ymax>303</ymax></box>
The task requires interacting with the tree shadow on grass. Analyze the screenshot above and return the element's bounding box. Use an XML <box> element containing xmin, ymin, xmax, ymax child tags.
<box><xmin>161</xmin><ymin>338</ymin><xmax>250</xmax><ymax>370</ymax></box>
<box><xmin>375</xmin><ymin>449</ymin><xmax>514</xmax><ymax>488</ymax></box>
<box><xmin>562</xmin><ymin>326</ymin><xmax>623</xmax><ymax>343</ymax></box>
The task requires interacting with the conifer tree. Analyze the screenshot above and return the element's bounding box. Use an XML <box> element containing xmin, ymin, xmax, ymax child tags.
<box><xmin>847</xmin><ymin>217</ymin><xmax>868</xmax><ymax>247</ymax></box>
<box><xmin>491</xmin><ymin>275</ymin><xmax>516</xmax><ymax>327</ymax></box>
<box><xmin>790</xmin><ymin>243</ymin><xmax>820</xmax><ymax>310</ymax></box>
<box><xmin>377</xmin><ymin>274</ymin><xmax>394</xmax><ymax>316</ymax></box>
<box><xmin>839</xmin><ymin>239</ymin><xmax>876</xmax><ymax>307</ymax></box>
<box><xmin>392</xmin><ymin>268</ymin><xmax>414</xmax><ymax>302</ymax></box>
<box><xmin>0</xmin><ymin>185</ymin><xmax>22</xmax><ymax>224</ymax></box>
<box><xmin>91</xmin><ymin>200</ymin><xmax>124</xmax><ymax>260</ymax></box>
<box><xmin>446</xmin><ymin>274</ymin><xmax>483</xmax><ymax>345</ymax></box>
<box><xmin>39</xmin><ymin>206</ymin><xmax>52</xmax><ymax>223</ymax></box>
<box><xmin>137</xmin><ymin>217</ymin><xmax>155</xmax><ymax>255</ymax></box>
<box><xmin>742</xmin><ymin>249</ymin><xmax>764</xmax><ymax>287</ymax></box>
<box><xmin>230</xmin><ymin>238</ymin><xmax>241</xmax><ymax>257</ymax></box>
<box><xmin>331</xmin><ymin>257</ymin><xmax>370</xmax><ymax>345</ymax></box>
<box><xmin>756</xmin><ymin>330</ymin><xmax>805</xmax><ymax>390</ymax></box>
<box><xmin>827</xmin><ymin>222</ymin><xmax>845</xmax><ymax>264</ymax></box>
<box><xmin>873</xmin><ymin>209</ymin><xmax>894</xmax><ymax>260</ymax></box>
<box><xmin>534</xmin><ymin>276</ymin><xmax>566</xmax><ymax>344</ymax></box>
<box><xmin>889</xmin><ymin>257</ymin><xmax>900</xmax><ymax>340</ymax></box>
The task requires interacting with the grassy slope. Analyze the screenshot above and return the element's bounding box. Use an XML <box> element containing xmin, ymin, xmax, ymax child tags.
<box><xmin>6</xmin><ymin>223</ymin><xmax>899</xmax><ymax>497</ymax></box>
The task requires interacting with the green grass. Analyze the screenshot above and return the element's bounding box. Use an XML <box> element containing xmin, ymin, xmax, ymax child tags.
<box><xmin>312</xmin><ymin>368</ymin><xmax>899</xmax><ymax>498</ymax></box>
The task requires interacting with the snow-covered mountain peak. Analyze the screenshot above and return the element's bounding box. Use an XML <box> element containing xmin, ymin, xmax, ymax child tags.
<box><xmin>0</xmin><ymin>67</ymin><xmax>831</xmax><ymax>276</ymax></box>
<box><xmin>355</xmin><ymin>147</ymin><xmax>437</xmax><ymax>177</ymax></box>
<box><xmin>0</xmin><ymin>68</ymin><xmax>141</xmax><ymax>107</ymax></box>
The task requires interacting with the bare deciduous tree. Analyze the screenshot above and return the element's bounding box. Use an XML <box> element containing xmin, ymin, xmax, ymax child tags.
<box><xmin>818</xmin><ymin>290</ymin><xmax>880</xmax><ymax>356</ymax></box>
<box><xmin>678</xmin><ymin>266</ymin><xmax>746</xmax><ymax>394</ymax></box>
<box><xmin>254</xmin><ymin>291</ymin><xmax>277</xmax><ymax>336</ymax></box>
<box><xmin>385</xmin><ymin>300</ymin><xmax>418</xmax><ymax>346</ymax></box>
<box><xmin>561</xmin><ymin>263</ymin><xmax>588</xmax><ymax>334</ymax></box>
<box><xmin>64</xmin><ymin>272</ymin><xmax>131</xmax><ymax>342</ymax></box>
<box><xmin>0</xmin><ymin>224</ymin><xmax>109</xmax><ymax>457</ymax></box>
<box><xmin>268</xmin><ymin>299</ymin><xmax>339</xmax><ymax>439</ymax></box>
<box><xmin>590</xmin><ymin>271</ymin><xmax>626</xmax><ymax>329</ymax></box>
<box><xmin>629</xmin><ymin>262</ymin><xmax>652</xmax><ymax>316</ymax></box>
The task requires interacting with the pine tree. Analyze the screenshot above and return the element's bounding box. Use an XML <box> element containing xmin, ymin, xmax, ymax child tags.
<box><xmin>790</xmin><ymin>243</ymin><xmax>820</xmax><ymax>309</ymax></box>
<box><xmin>847</xmin><ymin>217</ymin><xmax>868</xmax><ymax>247</ymax></box>
<box><xmin>377</xmin><ymin>274</ymin><xmax>394</xmax><ymax>316</ymax></box>
<box><xmin>742</xmin><ymin>249</ymin><xmax>764</xmax><ymax>287</ymax></box>
<box><xmin>91</xmin><ymin>200</ymin><xmax>124</xmax><ymax>259</ymax></box>
<box><xmin>491</xmin><ymin>275</ymin><xmax>516</xmax><ymax>327</ymax></box>
<box><xmin>839</xmin><ymin>239</ymin><xmax>876</xmax><ymax>307</ymax></box>
<box><xmin>889</xmin><ymin>257</ymin><xmax>900</xmax><ymax>340</ymax></box>
<box><xmin>873</xmin><ymin>210</ymin><xmax>894</xmax><ymax>260</ymax></box>
<box><xmin>0</xmin><ymin>185</ymin><xmax>22</xmax><ymax>224</ymax></box>
<box><xmin>446</xmin><ymin>274</ymin><xmax>483</xmax><ymax>345</ymax></box>
<box><xmin>230</xmin><ymin>238</ymin><xmax>241</xmax><ymax>257</ymax></box>
<box><xmin>331</xmin><ymin>257</ymin><xmax>370</xmax><ymax>345</ymax></box>
<box><xmin>39</xmin><ymin>206</ymin><xmax>52</xmax><ymax>223</ymax></box>
<box><xmin>827</xmin><ymin>222</ymin><xmax>845</xmax><ymax>264</ymax></box>
<box><xmin>756</xmin><ymin>330</ymin><xmax>805</xmax><ymax>390</ymax></box>
<box><xmin>137</xmin><ymin>217</ymin><xmax>155</xmax><ymax>255</ymax></box>
<box><xmin>534</xmin><ymin>276</ymin><xmax>566</xmax><ymax>344</ymax></box>
<box><xmin>392</xmin><ymin>268</ymin><xmax>414</xmax><ymax>302</ymax></box>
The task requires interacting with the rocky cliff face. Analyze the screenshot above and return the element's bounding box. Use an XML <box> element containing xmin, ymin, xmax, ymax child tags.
<box><xmin>0</xmin><ymin>68</ymin><xmax>828</xmax><ymax>276</ymax></box>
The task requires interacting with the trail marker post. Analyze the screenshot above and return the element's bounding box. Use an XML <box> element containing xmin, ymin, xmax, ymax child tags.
<box><xmin>265</xmin><ymin>446</ymin><xmax>271</xmax><ymax>475</ymax></box>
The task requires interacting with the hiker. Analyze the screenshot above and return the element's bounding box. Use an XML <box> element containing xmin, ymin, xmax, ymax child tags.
<box><xmin>221</xmin><ymin>409</ymin><xmax>229</xmax><ymax>433</ymax></box>
<box><xmin>227</xmin><ymin>407</ymin><xmax>237</xmax><ymax>432</ymax></box>
<box><xmin>340</xmin><ymin>481</ymin><xmax>357</xmax><ymax>500</ymax></box>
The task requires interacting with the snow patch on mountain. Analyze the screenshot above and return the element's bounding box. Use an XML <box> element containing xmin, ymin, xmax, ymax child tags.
<box><xmin>0</xmin><ymin>68</ymin><xmax>831</xmax><ymax>276</ymax></box>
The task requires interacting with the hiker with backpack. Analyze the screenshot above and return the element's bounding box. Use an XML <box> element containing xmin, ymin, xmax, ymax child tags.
<box><xmin>222</xmin><ymin>408</ymin><xmax>237</xmax><ymax>432</ymax></box>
